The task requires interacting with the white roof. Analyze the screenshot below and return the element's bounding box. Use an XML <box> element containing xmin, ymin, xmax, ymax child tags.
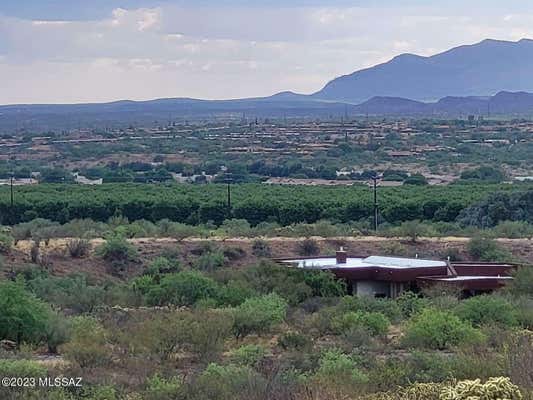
<box><xmin>282</xmin><ymin>256</ymin><xmax>446</xmax><ymax>270</ymax></box>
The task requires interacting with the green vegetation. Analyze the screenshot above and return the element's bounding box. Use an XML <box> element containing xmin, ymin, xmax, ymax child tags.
<box><xmin>1</xmin><ymin>183</ymin><xmax>531</xmax><ymax>228</ymax></box>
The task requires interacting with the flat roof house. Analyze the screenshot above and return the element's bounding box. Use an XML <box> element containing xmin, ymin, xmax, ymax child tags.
<box><xmin>279</xmin><ymin>249</ymin><xmax>515</xmax><ymax>298</ymax></box>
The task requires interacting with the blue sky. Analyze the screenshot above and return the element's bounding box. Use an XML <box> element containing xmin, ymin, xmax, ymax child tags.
<box><xmin>1</xmin><ymin>0</ymin><xmax>532</xmax><ymax>103</ymax></box>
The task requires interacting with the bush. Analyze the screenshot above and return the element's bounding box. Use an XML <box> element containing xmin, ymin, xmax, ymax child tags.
<box><xmin>194</xmin><ymin>250</ymin><xmax>227</xmax><ymax>271</ymax></box>
<box><xmin>403</xmin><ymin>309</ymin><xmax>485</xmax><ymax>350</ymax></box>
<box><xmin>222</xmin><ymin>246</ymin><xmax>246</xmax><ymax>261</ymax></box>
<box><xmin>331</xmin><ymin>311</ymin><xmax>390</xmax><ymax>336</ymax></box>
<box><xmin>97</xmin><ymin>234</ymin><xmax>138</xmax><ymax>263</ymax></box>
<box><xmin>0</xmin><ymin>231</ymin><xmax>13</xmax><ymax>253</ymax></box>
<box><xmin>192</xmin><ymin>363</ymin><xmax>265</xmax><ymax>400</ymax></box>
<box><xmin>338</xmin><ymin>295</ymin><xmax>402</xmax><ymax>323</ymax></box>
<box><xmin>251</xmin><ymin>239</ymin><xmax>272</xmax><ymax>258</ymax></box>
<box><xmin>232</xmin><ymin>293</ymin><xmax>288</xmax><ymax>339</ymax></box>
<box><xmin>26</xmin><ymin>274</ymin><xmax>105</xmax><ymax>313</ymax></box>
<box><xmin>231</xmin><ymin>344</ymin><xmax>266</xmax><ymax>367</ymax></box>
<box><xmin>491</xmin><ymin>221</ymin><xmax>533</xmax><ymax>239</ymax></box>
<box><xmin>397</xmin><ymin>220</ymin><xmax>430</xmax><ymax>242</ymax></box>
<box><xmin>44</xmin><ymin>311</ymin><xmax>70</xmax><ymax>353</ymax></box>
<box><xmin>217</xmin><ymin>280</ymin><xmax>257</xmax><ymax>306</ymax></box>
<box><xmin>187</xmin><ymin>309</ymin><xmax>234</xmax><ymax>361</ymax></box>
<box><xmin>144</xmin><ymin>374</ymin><xmax>183</xmax><ymax>400</ymax></box>
<box><xmin>303</xmin><ymin>270</ymin><xmax>346</xmax><ymax>298</ymax></box>
<box><xmin>467</xmin><ymin>237</ymin><xmax>511</xmax><ymax>261</ymax></box>
<box><xmin>146</xmin><ymin>256</ymin><xmax>180</xmax><ymax>276</ymax></box>
<box><xmin>396</xmin><ymin>291</ymin><xmax>429</xmax><ymax>318</ymax></box>
<box><xmin>0</xmin><ymin>281</ymin><xmax>51</xmax><ymax>344</ymax></box>
<box><xmin>0</xmin><ymin>359</ymin><xmax>47</xmax><ymax>378</ymax></box>
<box><xmin>145</xmin><ymin>271</ymin><xmax>220</xmax><ymax>306</ymax></box>
<box><xmin>62</xmin><ymin>316</ymin><xmax>110</xmax><ymax>368</ymax></box>
<box><xmin>278</xmin><ymin>331</ymin><xmax>312</xmax><ymax>351</ymax></box>
<box><xmin>66</xmin><ymin>238</ymin><xmax>91</xmax><ymax>258</ymax></box>
<box><xmin>314</xmin><ymin>349</ymin><xmax>368</xmax><ymax>388</ymax></box>
<box><xmin>454</xmin><ymin>295</ymin><xmax>519</xmax><ymax>327</ymax></box>
<box><xmin>297</xmin><ymin>238</ymin><xmax>320</xmax><ymax>256</ymax></box>
<box><xmin>507</xmin><ymin>267</ymin><xmax>533</xmax><ymax>298</ymax></box>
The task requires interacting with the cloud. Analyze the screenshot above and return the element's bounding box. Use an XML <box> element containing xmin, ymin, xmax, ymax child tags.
<box><xmin>1</xmin><ymin>4</ymin><xmax>533</xmax><ymax>103</ymax></box>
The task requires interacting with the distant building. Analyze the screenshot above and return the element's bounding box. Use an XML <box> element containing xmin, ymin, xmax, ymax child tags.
<box><xmin>73</xmin><ymin>173</ymin><xmax>103</xmax><ymax>185</ymax></box>
<box><xmin>279</xmin><ymin>249</ymin><xmax>516</xmax><ymax>298</ymax></box>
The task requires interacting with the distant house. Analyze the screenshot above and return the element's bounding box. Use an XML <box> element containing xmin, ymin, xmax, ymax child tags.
<box><xmin>73</xmin><ymin>173</ymin><xmax>103</xmax><ymax>185</ymax></box>
<box><xmin>279</xmin><ymin>249</ymin><xmax>516</xmax><ymax>298</ymax></box>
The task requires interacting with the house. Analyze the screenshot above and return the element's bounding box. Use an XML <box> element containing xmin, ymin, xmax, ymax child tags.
<box><xmin>279</xmin><ymin>249</ymin><xmax>516</xmax><ymax>298</ymax></box>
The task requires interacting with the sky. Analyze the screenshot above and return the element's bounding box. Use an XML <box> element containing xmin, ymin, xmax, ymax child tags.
<box><xmin>1</xmin><ymin>0</ymin><xmax>533</xmax><ymax>104</ymax></box>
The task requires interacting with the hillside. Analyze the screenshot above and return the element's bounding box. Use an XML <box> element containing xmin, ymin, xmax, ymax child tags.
<box><xmin>314</xmin><ymin>39</ymin><xmax>533</xmax><ymax>103</ymax></box>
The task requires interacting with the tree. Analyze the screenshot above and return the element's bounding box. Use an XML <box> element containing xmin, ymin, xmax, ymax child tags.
<box><xmin>0</xmin><ymin>281</ymin><xmax>50</xmax><ymax>344</ymax></box>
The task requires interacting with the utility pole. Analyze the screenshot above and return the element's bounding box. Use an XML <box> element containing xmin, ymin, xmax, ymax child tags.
<box><xmin>10</xmin><ymin>175</ymin><xmax>14</xmax><ymax>208</ymax></box>
<box><xmin>225</xmin><ymin>174</ymin><xmax>233</xmax><ymax>215</ymax></box>
<box><xmin>372</xmin><ymin>176</ymin><xmax>379</xmax><ymax>232</ymax></box>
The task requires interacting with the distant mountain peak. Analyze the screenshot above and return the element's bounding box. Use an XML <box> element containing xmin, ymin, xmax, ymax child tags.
<box><xmin>313</xmin><ymin>38</ymin><xmax>533</xmax><ymax>103</ymax></box>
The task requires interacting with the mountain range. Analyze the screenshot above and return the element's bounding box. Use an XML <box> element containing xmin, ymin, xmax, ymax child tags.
<box><xmin>2</xmin><ymin>38</ymin><xmax>533</xmax><ymax>130</ymax></box>
<box><xmin>314</xmin><ymin>38</ymin><xmax>533</xmax><ymax>103</ymax></box>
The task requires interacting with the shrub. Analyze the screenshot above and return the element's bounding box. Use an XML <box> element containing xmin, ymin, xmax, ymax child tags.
<box><xmin>467</xmin><ymin>237</ymin><xmax>511</xmax><ymax>261</ymax></box>
<box><xmin>507</xmin><ymin>267</ymin><xmax>533</xmax><ymax>298</ymax></box>
<box><xmin>0</xmin><ymin>231</ymin><xmax>13</xmax><ymax>253</ymax></box>
<box><xmin>194</xmin><ymin>250</ymin><xmax>227</xmax><ymax>271</ymax></box>
<box><xmin>507</xmin><ymin>332</ymin><xmax>533</xmax><ymax>389</ymax></box>
<box><xmin>192</xmin><ymin>363</ymin><xmax>265</xmax><ymax>400</ymax></box>
<box><xmin>217</xmin><ymin>280</ymin><xmax>257</xmax><ymax>306</ymax></box>
<box><xmin>398</xmin><ymin>220</ymin><xmax>429</xmax><ymax>242</ymax></box>
<box><xmin>187</xmin><ymin>309</ymin><xmax>234</xmax><ymax>361</ymax></box>
<box><xmin>218</xmin><ymin>219</ymin><xmax>253</xmax><ymax>237</ymax></box>
<box><xmin>403</xmin><ymin>308</ymin><xmax>485</xmax><ymax>350</ymax></box>
<box><xmin>297</xmin><ymin>238</ymin><xmax>320</xmax><ymax>256</ymax></box>
<box><xmin>278</xmin><ymin>332</ymin><xmax>312</xmax><ymax>351</ymax></box>
<box><xmin>97</xmin><ymin>234</ymin><xmax>138</xmax><ymax>263</ymax></box>
<box><xmin>492</xmin><ymin>221</ymin><xmax>533</xmax><ymax>239</ymax></box>
<box><xmin>338</xmin><ymin>295</ymin><xmax>402</xmax><ymax>323</ymax></box>
<box><xmin>44</xmin><ymin>311</ymin><xmax>70</xmax><ymax>353</ymax></box>
<box><xmin>0</xmin><ymin>359</ymin><xmax>46</xmax><ymax>378</ymax></box>
<box><xmin>396</xmin><ymin>291</ymin><xmax>429</xmax><ymax>318</ymax></box>
<box><xmin>26</xmin><ymin>274</ymin><xmax>105</xmax><ymax>313</ymax></box>
<box><xmin>231</xmin><ymin>344</ymin><xmax>266</xmax><ymax>367</ymax></box>
<box><xmin>232</xmin><ymin>293</ymin><xmax>288</xmax><ymax>339</ymax></box>
<box><xmin>0</xmin><ymin>281</ymin><xmax>50</xmax><ymax>344</ymax></box>
<box><xmin>331</xmin><ymin>311</ymin><xmax>390</xmax><ymax>336</ymax></box>
<box><xmin>222</xmin><ymin>246</ymin><xmax>246</xmax><ymax>261</ymax></box>
<box><xmin>454</xmin><ymin>295</ymin><xmax>519</xmax><ymax>327</ymax></box>
<box><xmin>66</xmin><ymin>238</ymin><xmax>91</xmax><ymax>258</ymax></box>
<box><xmin>251</xmin><ymin>239</ymin><xmax>272</xmax><ymax>258</ymax></box>
<box><xmin>144</xmin><ymin>374</ymin><xmax>183</xmax><ymax>400</ymax></box>
<box><xmin>146</xmin><ymin>256</ymin><xmax>180</xmax><ymax>276</ymax></box>
<box><xmin>145</xmin><ymin>271</ymin><xmax>220</xmax><ymax>306</ymax></box>
<box><xmin>314</xmin><ymin>349</ymin><xmax>368</xmax><ymax>388</ymax></box>
<box><xmin>303</xmin><ymin>270</ymin><xmax>347</xmax><ymax>298</ymax></box>
<box><xmin>62</xmin><ymin>316</ymin><xmax>110</xmax><ymax>368</ymax></box>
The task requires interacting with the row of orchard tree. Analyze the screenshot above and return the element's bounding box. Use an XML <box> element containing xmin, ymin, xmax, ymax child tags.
<box><xmin>0</xmin><ymin>183</ymin><xmax>531</xmax><ymax>227</ymax></box>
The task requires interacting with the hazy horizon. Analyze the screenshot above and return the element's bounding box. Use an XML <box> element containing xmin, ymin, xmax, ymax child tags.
<box><xmin>2</xmin><ymin>0</ymin><xmax>533</xmax><ymax>104</ymax></box>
